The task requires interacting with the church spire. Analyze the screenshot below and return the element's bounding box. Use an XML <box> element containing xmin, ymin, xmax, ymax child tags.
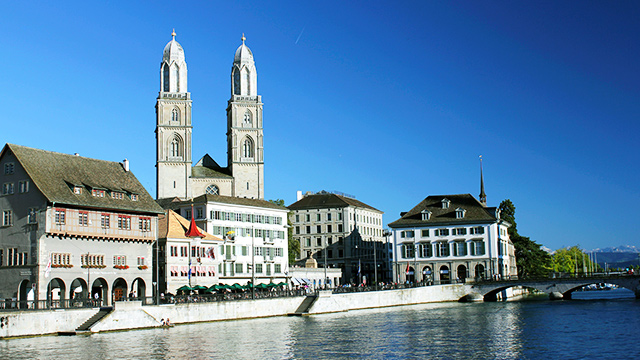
<box><xmin>479</xmin><ymin>155</ymin><xmax>487</xmax><ymax>206</ymax></box>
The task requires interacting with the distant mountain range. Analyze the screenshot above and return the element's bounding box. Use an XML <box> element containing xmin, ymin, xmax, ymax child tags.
<box><xmin>591</xmin><ymin>245</ymin><xmax>639</xmax><ymax>253</ymax></box>
<box><xmin>590</xmin><ymin>245</ymin><xmax>640</xmax><ymax>269</ymax></box>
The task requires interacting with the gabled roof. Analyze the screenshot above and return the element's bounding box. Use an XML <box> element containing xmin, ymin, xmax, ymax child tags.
<box><xmin>157</xmin><ymin>194</ymin><xmax>288</xmax><ymax>211</ymax></box>
<box><xmin>191</xmin><ymin>154</ymin><xmax>232</xmax><ymax>178</ymax></box>
<box><xmin>388</xmin><ymin>194</ymin><xmax>498</xmax><ymax>228</ymax></box>
<box><xmin>158</xmin><ymin>210</ymin><xmax>221</xmax><ymax>241</ymax></box>
<box><xmin>287</xmin><ymin>192</ymin><xmax>382</xmax><ymax>213</ymax></box>
<box><xmin>2</xmin><ymin>144</ymin><xmax>163</xmax><ymax>214</ymax></box>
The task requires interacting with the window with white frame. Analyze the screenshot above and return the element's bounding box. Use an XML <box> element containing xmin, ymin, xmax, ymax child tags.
<box><xmin>401</xmin><ymin>244</ymin><xmax>415</xmax><ymax>259</ymax></box>
<box><xmin>78</xmin><ymin>212</ymin><xmax>88</xmax><ymax>226</ymax></box>
<box><xmin>101</xmin><ymin>214</ymin><xmax>110</xmax><ymax>228</ymax></box>
<box><xmin>470</xmin><ymin>240</ymin><xmax>485</xmax><ymax>255</ymax></box>
<box><xmin>3</xmin><ymin>183</ymin><xmax>14</xmax><ymax>195</ymax></box>
<box><xmin>470</xmin><ymin>226</ymin><xmax>484</xmax><ymax>235</ymax></box>
<box><xmin>118</xmin><ymin>215</ymin><xmax>131</xmax><ymax>230</ymax></box>
<box><xmin>3</xmin><ymin>210</ymin><xmax>13</xmax><ymax>226</ymax></box>
<box><xmin>418</xmin><ymin>242</ymin><xmax>432</xmax><ymax>257</ymax></box>
<box><xmin>421</xmin><ymin>210</ymin><xmax>431</xmax><ymax>220</ymax></box>
<box><xmin>436</xmin><ymin>241</ymin><xmax>450</xmax><ymax>257</ymax></box>
<box><xmin>453</xmin><ymin>241</ymin><xmax>467</xmax><ymax>256</ymax></box>
<box><xmin>454</xmin><ymin>228</ymin><xmax>467</xmax><ymax>235</ymax></box>
<box><xmin>139</xmin><ymin>217</ymin><xmax>151</xmax><ymax>232</ymax></box>
<box><xmin>421</xmin><ymin>229</ymin><xmax>429</xmax><ymax>237</ymax></box>
<box><xmin>455</xmin><ymin>208</ymin><xmax>466</xmax><ymax>219</ymax></box>
<box><xmin>441</xmin><ymin>199</ymin><xmax>450</xmax><ymax>209</ymax></box>
<box><xmin>435</xmin><ymin>228</ymin><xmax>449</xmax><ymax>236</ymax></box>
<box><xmin>113</xmin><ymin>255</ymin><xmax>127</xmax><ymax>266</ymax></box>
<box><xmin>55</xmin><ymin>209</ymin><xmax>66</xmax><ymax>224</ymax></box>
<box><xmin>19</xmin><ymin>180</ymin><xmax>29</xmax><ymax>193</ymax></box>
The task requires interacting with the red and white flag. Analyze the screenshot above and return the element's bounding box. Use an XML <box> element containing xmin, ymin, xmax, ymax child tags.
<box><xmin>44</xmin><ymin>255</ymin><xmax>51</xmax><ymax>278</ymax></box>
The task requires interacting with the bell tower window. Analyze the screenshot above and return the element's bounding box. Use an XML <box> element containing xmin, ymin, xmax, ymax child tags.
<box><xmin>172</xmin><ymin>108</ymin><xmax>179</xmax><ymax>122</ymax></box>
<box><xmin>163</xmin><ymin>65</ymin><xmax>170</xmax><ymax>92</ymax></box>
<box><xmin>243</xmin><ymin>111</ymin><xmax>252</xmax><ymax>127</ymax></box>
<box><xmin>242</xmin><ymin>137</ymin><xmax>254</xmax><ymax>158</ymax></box>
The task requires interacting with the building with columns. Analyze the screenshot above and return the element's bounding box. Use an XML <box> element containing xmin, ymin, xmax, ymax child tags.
<box><xmin>388</xmin><ymin>194</ymin><xmax>516</xmax><ymax>284</ymax></box>
<box><xmin>156</xmin><ymin>32</ymin><xmax>264</xmax><ymax>201</ymax></box>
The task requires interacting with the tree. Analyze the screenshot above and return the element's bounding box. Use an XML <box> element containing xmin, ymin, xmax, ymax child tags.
<box><xmin>552</xmin><ymin>246</ymin><xmax>599</xmax><ymax>275</ymax></box>
<box><xmin>269</xmin><ymin>199</ymin><xmax>299</xmax><ymax>265</ymax></box>
<box><xmin>499</xmin><ymin>199</ymin><xmax>552</xmax><ymax>278</ymax></box>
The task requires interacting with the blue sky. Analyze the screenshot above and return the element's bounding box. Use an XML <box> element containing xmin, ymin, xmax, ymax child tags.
<box><xmin>1</xmin><ymin>2</ymin><xmax>638</xmax><ymax>251</ymax></box>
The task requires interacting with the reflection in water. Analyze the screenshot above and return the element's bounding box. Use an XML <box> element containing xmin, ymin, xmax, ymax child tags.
<box><xmin>1</xmin><ymin>291</ymin><xmax>638</xmax><ymax>359</ymax></box>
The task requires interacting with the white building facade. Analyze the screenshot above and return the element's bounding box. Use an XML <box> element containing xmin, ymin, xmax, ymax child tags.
<box><xmin>288</xmin><ymin>191</ymin><xmax>388</xmax><ymax>285</ymax></box>
<box><xmin>161</xmin><ymin>194</ymin><xmax>289</xmax><ymax>285</ymax></box>
<box><xmin>389</xmin><ymin>194</ymin><xmax>516</xmax><ymax>284</ymax></box>
<box><xmin>157</xmin><ymin>210</ymin><xmax>223</xmax><ymax>295</ymax></box>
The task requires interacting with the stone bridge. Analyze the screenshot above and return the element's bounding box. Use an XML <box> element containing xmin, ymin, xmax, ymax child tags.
<box><xmin>468</xmin><ymin>275</ymin><xmax>640</xmax><ymax>301</ymax></box>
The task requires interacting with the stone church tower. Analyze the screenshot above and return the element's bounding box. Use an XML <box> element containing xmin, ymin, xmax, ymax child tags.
<box><xmin>155</xmin><ymin>33</ymin><xmax>265</xmax><ymax>200</ymax></box>
<box><xmin>155</xmin><ymin>31</ymin><xmax>192</xmax><ymax>199</ymax></box>
<box><xmin>226</xmin><ymin>35</ymin><xmax>264</xmax><ymax>199</ymax></box>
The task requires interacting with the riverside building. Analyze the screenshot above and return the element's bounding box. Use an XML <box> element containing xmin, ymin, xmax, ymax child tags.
<box><xmin>388</xmin><ymin>193</ymin><xmax>516</xmax><ymax>284</ymax></box>
<box><xmin>287</xmin><ymin>191</ymin><xmax>389</xmax><ymax>285</ymax></box>
<box><xmin>157</xmin><ymin>209</ymin><xmax>223</xmax><ymax>294</ymax></box>
<box><xmin>0</xmin><ymin>144</ymin><xmax>164</xmax><ymax>306</ymax></box>
<box><xmin>159</xmin><ymin>195</ymin><xmax>289</xmax><ymax>285</ymax></box>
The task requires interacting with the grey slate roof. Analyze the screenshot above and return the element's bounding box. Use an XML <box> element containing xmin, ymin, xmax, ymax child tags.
<box><xmin>191</xmin><ymin>154</ymin><xmax>232</xmax><ymax>178</ymax></box>
<box><xmin>157</xmin><ymin>194</ymin><xmax>288</xmax><ymax>211</ymax></box>
<box><xmin>3</xmin><ymin>144</ymin><xmax>164</xmax><ymax>214</ymax></box>
<box><xmin>388</xmin><ymin>194</ymin><xmax>498</xmax><ymax>228</ymax></box>
<box><xmin>288</xmin><ymin>192</ymin><xmax>382</xmax><ymax>213</ymax></box>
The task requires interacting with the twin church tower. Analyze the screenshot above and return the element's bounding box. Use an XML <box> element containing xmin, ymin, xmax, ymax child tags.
<box><xmin>156</xmin><ymin>32</ymin><xmax>264</xmax><ymax>200</ymax></box>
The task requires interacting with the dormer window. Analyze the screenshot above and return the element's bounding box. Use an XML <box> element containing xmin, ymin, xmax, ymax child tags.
<box><xmin>131</xmin><ymin>194</ymin><xmax>139</xmax><ymax>201</ymax></box>
<box><xmin>73</xmin><ymin>186</ymin><xmax>83</xmax><ymax>195</ymax></box>
<box><xmin>92</xmin><ymin>189</ymin><xmax>105</xmax><ymax>197</ymax></box>
<box><xmin>112</xmin><ymin>192</ymin><xmax>124</xmax><ymax>200</ymax></box>
<box><xmin>421</xmin><ymin>210</ymin><xmax>432</xmax><ymax>221</ymax></box>
<box><xmin>441</xmin><ymin>198</ymin><xmax>450</xmax><ymax>209</ymax></box>
<box><xmin>455</xmin><ymin>208</ymin><xmax>466</xmax><ymax>219</ymax></box>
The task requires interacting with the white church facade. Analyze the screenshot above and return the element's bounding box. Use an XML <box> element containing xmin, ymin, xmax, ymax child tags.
<box><xmin>156</xmin><ymin>32</ymin><xmax>264</xmax><ymax>201</ymax></box>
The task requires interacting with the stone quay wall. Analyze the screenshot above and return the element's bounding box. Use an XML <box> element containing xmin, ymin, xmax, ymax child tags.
<box><xmin>0</xmin><ymin>285</ymin><xmax>474</xmax><ymax>339</ymax></box>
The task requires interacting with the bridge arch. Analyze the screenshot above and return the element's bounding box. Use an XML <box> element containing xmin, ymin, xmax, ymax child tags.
<box><xmin>469</xmin><ymin>276</ymin><xmax>640</xmax><ymax>302</ymax></box>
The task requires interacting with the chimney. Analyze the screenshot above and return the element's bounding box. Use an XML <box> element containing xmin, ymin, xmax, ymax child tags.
<box><xmin>296</xmin><ymin>190</ymin><xmax>303</xmax><ymax>201</ymax></box>
<box><xmin>122</xmin><ymin>159</ymin><xmax>130</xmax><ymax>172</ymax></box>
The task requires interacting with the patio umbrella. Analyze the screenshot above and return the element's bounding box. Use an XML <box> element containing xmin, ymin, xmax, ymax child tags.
<box><xmin>267</xmin><ymin>282</ymin><xmax>278</xmax><ymax>288</ymax></box>
<box><xmin>276</xmin><ymin>282</ymin><xmax>287</xmax><ymax>287</ymax></box>
<box><xmin>177</xmin><ymin>285</ymin><xmax>192</xmax><ymax>292</ymax></box>
<box><xmin>255</xmin><ymin>283</ymin><xmax>268</xmax><ymax>289</ymax></box>
<box><xmin>192</xmin><ymin>285</ymin><xmax>208</xmax><ymax>291</ymax></box>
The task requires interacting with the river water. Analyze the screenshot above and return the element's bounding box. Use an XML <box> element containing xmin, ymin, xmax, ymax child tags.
<box><xmin>1</xmin><ymin>289</ymin><xmax>639</xmax><ymax>359</ymax></box>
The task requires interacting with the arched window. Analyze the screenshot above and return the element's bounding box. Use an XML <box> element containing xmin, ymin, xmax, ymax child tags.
<box><xmin>170</xmin><ymin>139</ymin><xmax>179</xmax><ymax>157</ymax></box>
<box><xmin>242</xmin><ymin>137</ymin><xmax>254</xmax><ymax>158</ymax></box>
<box><xmin>243</xmin><ymin>111</ymin><xmax>252</xmax><ymax>126</ymax></box>
<box><xmin>172</xmin><ymin>64</ymin><xmax>180</xmax><ymax>92</ymax></box>
<box><xmin>171</xmin><ymin>108</ymin><xmax>179</xmax><ymax>122</ymax></box>
<box><xmin>163</xmin><ymin>64</ymin><xmax>170</xmax><ymax>92</ymax></box>
<box><xmin>205</xmin><ymin>185</ymin><xmax>219</xmax><ymax>195</ymax></box>
<box><xmin>232</xmin><ymin>67</ymin><xmax>240</xmax><ymax>95</ymax></box>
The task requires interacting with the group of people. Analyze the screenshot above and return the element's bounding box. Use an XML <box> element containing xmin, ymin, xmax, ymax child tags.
<box><xmin>160</xmin><ymin>318</ymin><xmax>171</xmax><ymax>327</ymax></box>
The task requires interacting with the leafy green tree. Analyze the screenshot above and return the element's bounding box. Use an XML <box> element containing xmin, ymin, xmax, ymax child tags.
<box><xmin>498</xmin><ymin>199</ymin><xmax>552</xmax><ymax>278</ymax></box>
<box><xmin>269</xmin><ymin>199</ymin><xmax>299</xmax><ymax>265</ymax></box>
<box><xmin>552</xmin><ymin>246</ymin><xmax>598</xmax><ymax>275</ymax></box>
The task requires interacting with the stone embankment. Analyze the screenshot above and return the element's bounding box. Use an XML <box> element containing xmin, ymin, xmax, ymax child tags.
<box><xmin>0</xmin><ymin>284</ymin><xmax>473</xmax><ymax>339</ymax></box>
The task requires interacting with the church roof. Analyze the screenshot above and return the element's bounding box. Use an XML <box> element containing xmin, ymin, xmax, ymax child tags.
<box><xmin>388</xmin><ymin>194</ymin><xmax>498</xmax><ymax>228</ymax></box>
<box><xmin>158</xmin><ymin>210</ymin><xmax>221</xmax><ymax>241</ymax></box>
<box><xmin>2</xmin><ymin>144</ymin><xmax>164</xmax><ymax>214</ymax></box>
<box><xmin>234</xmin><ymin>35</ymin><xmax>254</xmax><ymax>65</ymax></box>
<box><xmin>191</xmin><ymin>154</ymin><xmax>232</xmax><ymax>178</ymax></box>
<box><xmin>288</xmin><ymin>192</ymin><xmax>382</xmax><ymax>213</ymax></box>
<box><xmin>163</xmin><ymin>31</ymin><xmax>185</xmax><ymax>63</ymax></box>
<box><xmin>158</xmin><ymin>194</ymin><xmax>287</xmax><ymax>211</ymax></box>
